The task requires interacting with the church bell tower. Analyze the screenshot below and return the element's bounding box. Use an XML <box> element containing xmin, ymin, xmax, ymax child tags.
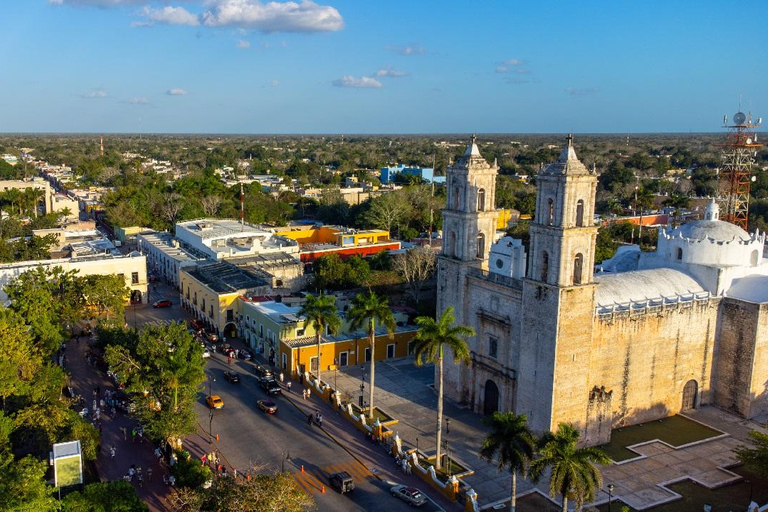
<box><xmin>518</xmin><ymin>135</ymin><xmax>601</xmax><ymax>440</ymax></box>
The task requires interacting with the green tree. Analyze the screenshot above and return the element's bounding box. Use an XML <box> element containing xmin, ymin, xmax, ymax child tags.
<box><xmin>529</xmin><ymin>423</ymin><xmax>611</xmax><ymax>512</ymax></box>
<box><xmin>104</xmin><ymin>322</ymin><xmax>205</xmax><ymax>442</ymax></box>
<box><xmin>0</xmin><ymin>453</ymin><xmax>59</xmax><ymax>512</ymax></box>
<box><xmin>298</xmin><ymin>294</ymin><xmax>341</xmax><ymax>386</ymax></box>
<box><xmin>479</xmin><ymin>412</ymin><xmax>536</xmax><ymax>512</ymax></box>
<box><xmin>735</xmin><ymin>430</ymin><xmax>768</xmax><ymax>477</ymax></box>
<box><xmin>347</xmin><ymin>290</ymin><xmax>396</xmax><ymax>419</ymax></box>
<box><xmin>412</xmin><ymin>307</ymin><xmax>474</xmax><ymax>470</ymax></box>
<box><xmin>62</xmin><ymin>480</ymin><xmax>148</xmax><ymax>512</ymax></box>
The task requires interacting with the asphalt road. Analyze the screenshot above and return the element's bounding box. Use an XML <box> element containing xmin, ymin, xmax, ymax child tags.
<box><xmin>130</xmin><ymin>288</ymin><xmax>445</xmax><ymax>512</ymax></box>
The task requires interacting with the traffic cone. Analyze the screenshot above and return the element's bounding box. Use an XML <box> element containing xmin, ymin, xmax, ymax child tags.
<box><xmin>321</xmin><ymin>485</ymin><xmax>326</xmax><ymax>494</ymax></box>
<box><xmin>301</xmin><ymin>465</ymin><xmax>305</xmax><ymax>473</ymax></box>
<box><xmin>215</xmin><ymin>434</ymin><xmax>219</xmax><ymax>442</ymax></box>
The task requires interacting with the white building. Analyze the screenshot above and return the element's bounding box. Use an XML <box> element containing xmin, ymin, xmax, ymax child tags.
<box><xmin>137</xmin><ymin>231</ymin><xmax>205</xmax><ymax>290</ymax></box>
<box><xmin>175</xmin><ymin>219</ymin><xmax>299</xmax><ymax>261</ymax></box>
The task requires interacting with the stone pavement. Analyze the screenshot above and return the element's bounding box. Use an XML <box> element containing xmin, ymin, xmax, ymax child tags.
<box><xmin>332</xmin><ymin>357</ymin><xmax>764</xmax><ymax>510</ymax></box>
<box><xmin>67</xmin><ymin>328</ymin><xmax>171</xmax><ymax>511</ymax></box>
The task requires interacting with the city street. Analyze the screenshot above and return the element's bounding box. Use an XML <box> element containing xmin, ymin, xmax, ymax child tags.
<box><xmin>133</xmin><ymin>282</ymin><xmax>448</xmax><ymax>511</ymax></box>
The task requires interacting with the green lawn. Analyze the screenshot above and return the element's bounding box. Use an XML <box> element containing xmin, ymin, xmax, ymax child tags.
<box><xmin>418</xmin><ymin>454</ymin><xmax>470</xmax><ymax>481</ymax></box>
<box><xmin>350</xmin><ymin>404</ymin><xmax>394</xmax><ymax>423</ymax></box>
<box><xmin>598</xmin><ymin>415</ymin><xmax>721</xmax><ymax>462</ymax></box>
<box><xmin>594</xmin><ymin>465</ymin><xmax>768</xmax><ymax>512</ymax></box>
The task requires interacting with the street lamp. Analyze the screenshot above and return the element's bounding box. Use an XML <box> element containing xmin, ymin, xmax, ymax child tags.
<box><xmin>607</xmin><ymin>483</ymin><xmax>614</xmax><ymax>512</ymax></box>
<box><xmin>444</xmin><ymin>418</ymin><xmax>452</xmax><ymax>476</ymax></box>
<box><xmin>208</xmin><ymin>375</ymin><xmax>216</xmax><ymax>444</ymax></box>
<box><xmin>333</xmin><ymin>358</ymin><xmax>338</xmax><ymax>390</ymax></box>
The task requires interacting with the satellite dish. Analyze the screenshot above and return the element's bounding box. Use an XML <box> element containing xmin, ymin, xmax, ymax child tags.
<box><xmin>751</xmin><ymin>176</ymin><xmax>757</xmax><ymax>182</ymax></box>
<box><xmin>733</xmin><ymin>112</ymin><xmax>747</xmax><ymax>125</ymax></box>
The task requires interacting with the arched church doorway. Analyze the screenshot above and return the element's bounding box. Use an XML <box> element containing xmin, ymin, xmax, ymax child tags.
<box><xmin>682</xmin><ymin>379</ymin><xmax>698</xmax><ymax>410</ymax></box>
<box><xmin>224</xmin><ymin>323</ymin><xmax>238</xmax><ymax>339</ymax></box>
<box><xmin>483</xmin><ymin>380</ymin><xmax>499</xmax><ymax>416</ymax></box>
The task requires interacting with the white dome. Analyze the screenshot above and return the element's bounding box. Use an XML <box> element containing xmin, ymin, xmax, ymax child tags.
<box><xmin>672</xmin><ymin>220</ymin><xmax>751</xmax><ymax>243</ymax></box>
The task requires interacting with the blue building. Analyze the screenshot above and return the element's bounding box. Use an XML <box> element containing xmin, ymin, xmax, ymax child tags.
<box><xmin>380</xmin><ymin>164</ymin><xmax>440</xmax><ymax>184</ymax></box>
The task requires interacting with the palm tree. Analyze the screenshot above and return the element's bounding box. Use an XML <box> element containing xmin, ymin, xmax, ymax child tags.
<box><xmin>22</xmin><ymin>187</ymin><xmax>44</xmax><ymax>218</ymax></box>
<box><xmin>529</xmin><ymin>423</ymin><xmax>611</xmax><ymax>512</ymax></box>
<box><xmin>347</xmin><ymin>290</ymin><xmax>396</xmax><ymax>420</ymax></box>
<box><xmin>413</xmin><ymin>307</ymin><xmax>474</xmax><ymax>470</ymax></box>
<box><xmin>298</xmin><ymin>293</ymin><xmax>341</xmax><ymax>386</ymax></box>
<box><xmin>480</xmin><ymin>412</ymin><xmax>536</xmax><ymax>512</ymax></box>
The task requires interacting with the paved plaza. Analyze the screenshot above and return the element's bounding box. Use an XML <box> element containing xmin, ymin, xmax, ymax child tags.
<box><xmin>332</xmin><ymin>357</ymin><xmax>768</xmax><ymax>510</ymax></box>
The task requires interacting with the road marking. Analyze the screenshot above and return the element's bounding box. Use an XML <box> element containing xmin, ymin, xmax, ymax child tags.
<box><xmin>293</xmin><ymin>460</ymin><xmax>374</xmax><ymax>495</ymax></box>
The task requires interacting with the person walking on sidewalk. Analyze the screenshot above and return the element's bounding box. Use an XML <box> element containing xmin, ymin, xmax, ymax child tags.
<box><xmin>110</xmin><ymin>446</ymin><xmax>116</xmax><ymax>458</ymax></box>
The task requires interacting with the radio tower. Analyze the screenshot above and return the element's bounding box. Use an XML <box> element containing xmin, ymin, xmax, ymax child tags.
<box><xmin>99</xmin><ymin>136</ymin><xmax>104</xmax><ymax>157</ymax></box>
<box><xmin>240</xmin><ymin>182</ymin><xmax>245</xmax><ymax>231</ymax></box>
<box><xmin>718</xmin><ymin>109</ymin><xmax>763</xmax><ymax>229</ymax></box>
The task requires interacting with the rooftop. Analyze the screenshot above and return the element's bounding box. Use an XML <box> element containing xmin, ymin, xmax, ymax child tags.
<box><xmin>594</xmin><ymin>268</ymin><xmax>708</xmax><ymax>312</ymax></box>
<box><xmin>184</xmin><ymin>261</ymin><xmax>269</xmax><ymax>294</ymax></box>
<box><xmin>283</xmin><ymin>324</ymin><xmax>419</xmax><ymax>348</ymax></box>
<box><xmin>176</xmin><ymin>218</ymin><xmax>272</xmax><ymax>241</ymax></box>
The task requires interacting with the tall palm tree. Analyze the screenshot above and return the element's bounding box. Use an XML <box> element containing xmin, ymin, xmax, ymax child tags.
<box><xmin>298</xmin><ymin>293</ymin><xmax>341</xmax><ymax>386</ymax></box>
<box><xmin>480</xmin><ymin>412</ymin><xmax>536</xmax><ymax>512</ymax></box>
<box><xmin>529</xmin><ymin>423</ymin><xmax>611</xmax><ymax>512</ymax></box>
<box><xmin>413</xmin><ymin>307</ymin><xmax>474</xmax><ymax>470</ymax></box>
<box><xmin>347</xmin><ymin>290</ymin><xmax>396</xmax><ymax>420</ymax></box>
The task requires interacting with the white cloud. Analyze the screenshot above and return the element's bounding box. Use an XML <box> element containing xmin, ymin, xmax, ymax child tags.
<box><xmin>332</xmin><ymin>75</ymin><xmax>382</xmax><ymax>89</ymax></box>
<box><xmin>374</xmin><ymin>66</ymin><xmax>408</xmax><ymax>78</ymax></box>
<box><xmin>385</xmin><ymin>43</ymin><xmax>424</xmax><ymax>56</ymax></box>
<box><xmin>82</xmin><ymin>90</ymin><xmax>107</xmax><ymax>99</ymax></box>
<box><xmin>167</xmin><ymin>88</ymin><xmax>188</xmax><ymax>96</ymax></box>
<box><xmin>270</xmin><ymin>80</ymin><xmax>279</xmax><ymax>87</ymax></box>
<box><xmin>130</xmin><ymin>21</ymin><xmax>153</xmax><ymax>28</ymax></box>
<box><xmin>201</xmin><ymin>0</ymin><xmax>344</xmax><ymax>33</ymax></box>
<box><xmin>127</xmin><ymin>96</ymin><xmax>150</xmax><ymax>104</ymax></box>
<box><xmin>141</xmin><ymin>6</ymin><xmax>200</xmax><ymax>26</ymax></box>
<box><xmin>262</xmin><ymin>42</ymin><xmax>270</xmax><ymax>49</ymax></box>
<box><xmin>495</xmin><ymin>66</ymin><xmax>509</xmax><ymax>74</ymax></box>
<box><xmin>502</xmin><ymin>58</ymin><xmax>523</xmax><ymax>66</ymax></box>
<box><xmin>237</xmin><ymin>39</ymin><xmax>251</xmax><ymax>48</ymax></box>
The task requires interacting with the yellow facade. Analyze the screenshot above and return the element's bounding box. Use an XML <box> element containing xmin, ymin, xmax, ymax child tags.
<box><xmin>179</xmin><ymin>271</ymin><xmax>242</xmax><ymax>336</ymax></box>
<box><xmin>274</xmin><ymin>226</ymin><xmax>391</xmax><ymax>247</ymax></box>
<box><xmin>280</xmin><ymin>329</ymin><xmax>418</xmax><ymax>377</ymax></box>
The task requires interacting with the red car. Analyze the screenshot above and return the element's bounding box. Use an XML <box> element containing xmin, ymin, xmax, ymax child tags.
<box><xmin>152</xmin><ymin>300</ymin><xmax>172</xmax><ymax>308</ymax></box>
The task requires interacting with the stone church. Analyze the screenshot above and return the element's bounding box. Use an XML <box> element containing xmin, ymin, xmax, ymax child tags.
<box><xmin>437</xmin><ymin>135</ymin><xmax>768</xmax><ymax>445</ymax></box>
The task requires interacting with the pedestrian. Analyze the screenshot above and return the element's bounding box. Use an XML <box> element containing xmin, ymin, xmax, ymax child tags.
<box><xmin>317</xmin><ymin>414</ymin><xmax>323</xmax><ymax>428</ymax></box>
<box><xmin>120</xmin><ymin>427</ymin><xmax>127</xmax><ymax>441</ymax></box>
<box><xmin>307</xmin><ymin>413</ymin><xmax>313</xmax><ymax>426</ymax></box>
<box><xmin>221</xmin><ymin>466</ymin><xmax>228</xmax><ymax>478</ymax></box>
<box><xmin>201</xmin><ymin>454</ymin><xmax>207</xmax><ymax>466</ymax></box>
<box><xmin>99</xmin><ymin>398</ymin><xmax>105</xmax><ymax>409</ymax></box>
<box><xmin>286</xmin><ymin>381</ymin><xmax>292</xmax><ymax>393</ymax></box>
<box><xmin>147</xmin><ymin>467</ymin><xmax>152</xmax><ymax>481</ymax></box>
<box><xmin>110</xmin><ymin>446</ymin><xmax>116</xmax><ymax>458</ymax></box>
<box><xmin>279</xmin><ymin>372</ymin><xmax>284</xmax><ymax>382</ymax></box>
<box><xmin>132</xmin><ymin>428</ymin><xmax>137</xmax><ymax>443</ymax></box>
<box><xmin>98</xmin><ymin>423</ymin><xmax>103</xmax><ymax>436</ymax></box>
<box><xmin>227</xmin><ymin>355</ymin><xmax>233</xmax><ymax>364</ymax></box>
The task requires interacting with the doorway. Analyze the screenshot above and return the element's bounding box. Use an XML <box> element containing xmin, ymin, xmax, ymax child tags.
<box><xmin>483</xmin><ymin>380</ymin><xmax>499</xmax><ymax>416</ymax></box>
<box><xmin>682</xmin><ymin>379</ymin><xmax>698</xmax><ymax>410</ymax></box>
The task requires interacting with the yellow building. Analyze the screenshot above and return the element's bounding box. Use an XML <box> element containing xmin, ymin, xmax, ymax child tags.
<box><xmin>237</xmin><ymin>297</ymin><xmax>417</xmax><ymax>373</ymax></box>
<box><xmin>180</xmin><ymin>261</ymin><xmax>271</xmax><ymax>337</ymax></box>
<box><xmin>274</xmin><ymin>225</ymin><xmax>392</xmax><ymax>247</ymax></box>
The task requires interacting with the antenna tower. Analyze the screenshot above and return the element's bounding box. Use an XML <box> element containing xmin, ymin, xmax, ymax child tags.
<box><xmin>240</xmin><ymin>182</ymin><xmax>245</xmax><ymax>231</ymax></box>
<box><xmin>718</xmin><ymin>109</ymin><xmax>763</xmax><ymax>229</ymax></box>
<box><xmin>99</xmin><ymin>136</ymin><xmax>104</xmax><ymax>157</ymax></box>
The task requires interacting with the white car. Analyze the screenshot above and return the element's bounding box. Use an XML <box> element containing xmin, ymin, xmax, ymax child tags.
<box><xmin>202</xmin><ymin>348</ymin><xmax>211</xmax><ymax>358</ymax></box>
<box><xmin>391</xmin><ymin>485</ymin><xmax>427</xmax><ymax>507</ymax></box>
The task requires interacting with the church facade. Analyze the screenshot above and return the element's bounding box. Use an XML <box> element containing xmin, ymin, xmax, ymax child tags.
<box><xmin>437</xmin><ymin>136</ymin><xmax>768</xmax><ymax>445</ymax></box>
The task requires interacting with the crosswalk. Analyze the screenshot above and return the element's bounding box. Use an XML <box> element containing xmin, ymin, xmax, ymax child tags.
<box><xmin>292</xmin><ymin>461</ymin><xmax>374</xmax><ymax>495</ymax></box>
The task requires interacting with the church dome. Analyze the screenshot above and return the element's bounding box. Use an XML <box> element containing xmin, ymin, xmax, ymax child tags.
<box><xmin>673</xmin><ymin>220</ymin><xmax>752</xmax><ymax>243</ymax></box>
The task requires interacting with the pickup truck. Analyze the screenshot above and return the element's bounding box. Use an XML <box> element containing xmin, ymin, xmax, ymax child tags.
<box><xmin>259</xmin><ymin>377</ymin><xmax>282</xmax><ymax>395</ymax></box>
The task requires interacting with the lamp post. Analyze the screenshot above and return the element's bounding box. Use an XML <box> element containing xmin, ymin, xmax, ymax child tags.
<box><xmin>607</xmin><ymin>483</ymin><xmax>614</xmax><ymax>512</ymax></box>
<box><xmin>334</xmin><ymin>358</ymin><xmax>338</xmax><ymax>390</ymax></box>
<box><xmin>359</xmin><ymin>365</ymin><xmax>365</xmax><ymax>408</ymax></box>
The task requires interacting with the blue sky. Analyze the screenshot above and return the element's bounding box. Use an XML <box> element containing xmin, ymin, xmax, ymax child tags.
<box><xmin>0</xmin><ymin>0</ymin><xmax>766</xmax><ymax>134</ymax></box>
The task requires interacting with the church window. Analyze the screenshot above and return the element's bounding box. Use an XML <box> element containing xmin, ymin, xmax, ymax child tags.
<box><xmin>488</xmin><ymin>336</ymin><xmax>498</xmax><ymax>359</ymax></box>
<box><xmin>477</xmin><ymin>188</ymin><xmax>486</xmax><ymax>211</ymax></box>
<box><xmin>541</xmin><ymin>251</ymin><xmax>549</xmax><ymax>282</ymax></box>
<box><xmin>476</xmin><ymin>233</ymin><xmax>486</xmax><ymax>259</ymax></box>
<box><xmin>449</xmin><ymin>231</ymin><xmax>456</xmax><ymax>258</ymax></box>
<box><xmin>573</xmin><ymin>253</ymin><xmax>584</xmax><ymax>285</ymax></box>
<box><xmin>547</xmin><ymin>199</ymin><xmax>555</xmax><ymax>226</ymax></box>
<box><xmin>453</xmin><ymin>186</ymin><xmax>460</xmax><ymax>210</ymax></box>
<box><xmin>495</xmin><ymin>258</ymin><xmax>504</xmax><ymax>269</ymax></box>
<box><xmin>576</xmin><ymin>200</ymin><xmax>585</xmax><ymax>227</ymax></box>
<box><xmin>751</xmin><ymin>250</ymin><xmax>759</xmax><ymax>266</ymax></box>
<box><xmin>677</xmin><ymin>247</ymin><xmax>683</xmax><ymax>260</ymax></box>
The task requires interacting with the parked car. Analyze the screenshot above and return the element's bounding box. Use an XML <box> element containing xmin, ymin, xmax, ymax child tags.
<box><xmin>152</xmin><ymin>300</ymin><xmax>172</xmax><ymax>308</ymax></box>
<box><xmin>218</xmin><ymin>343</ymin><xmax>233</xmax><ymax>354</ymax></box>
<box><xmin>259</xmin><ymin>377</ymin><xmax>281</xmax><ymax>395</ymax></box>
<box><xmin>202</xmin><ymin>348</ymin><xmax>211</xmax><ymax>359</ymax></box>
<box><xmin>237</xmin><ymin>348</ymin><xmax>252</xmax><ymax>361</ymax></box>
<box><xmin>205</xmin><ymin>331</ymin><xmax>220</xmax><ymax>343</ymax></box>
<box><xmin>205</xmin><ymin>395</ymin><xmax>224</xmax><ymax>409</ymax></box>
<box><xmin>391</xmin><ymin>485</ymin><xmax>427</xmax><ymax>507</ymax></box>
<box><xmin>254</xmin><ymin>364</ymin><xmax>273</xmax><ymax>379</ymax></box>
<box><xmin>223</xmin><ymin>370</ymin><xmax>240</xmax><ymax>383</ymax></box>
<box><xmin>256</xmin><ymin>399</ymin><xmax>277</xmax><ymax>414</ymax></box>
<box><xmin>329</xmin><ymin>472</ymin><xmax>355</xmax><ymax>494</ymax></box>
<box><xmin>190</xmin><ymin>319</ymin><xmax>205</xmax><ymax>332</ymax></box>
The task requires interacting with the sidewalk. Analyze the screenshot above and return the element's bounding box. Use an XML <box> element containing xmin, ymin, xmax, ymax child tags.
<box><xmin>67</xmin><ymin>334</ymin><xmax>171</xmax><ymax>511</ymax></box>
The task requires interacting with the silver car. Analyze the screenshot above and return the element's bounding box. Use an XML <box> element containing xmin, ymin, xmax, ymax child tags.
<box><xmin>391</xmin><ymin>485</ymin><xmax>427</xmax><ymax>507</ymax></box>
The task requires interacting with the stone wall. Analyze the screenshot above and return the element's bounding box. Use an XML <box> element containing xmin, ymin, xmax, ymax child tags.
<box><xmin>591</xmin><ymin>298</ymin><xmax>718</xmax><ymax>427</ymax></box>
